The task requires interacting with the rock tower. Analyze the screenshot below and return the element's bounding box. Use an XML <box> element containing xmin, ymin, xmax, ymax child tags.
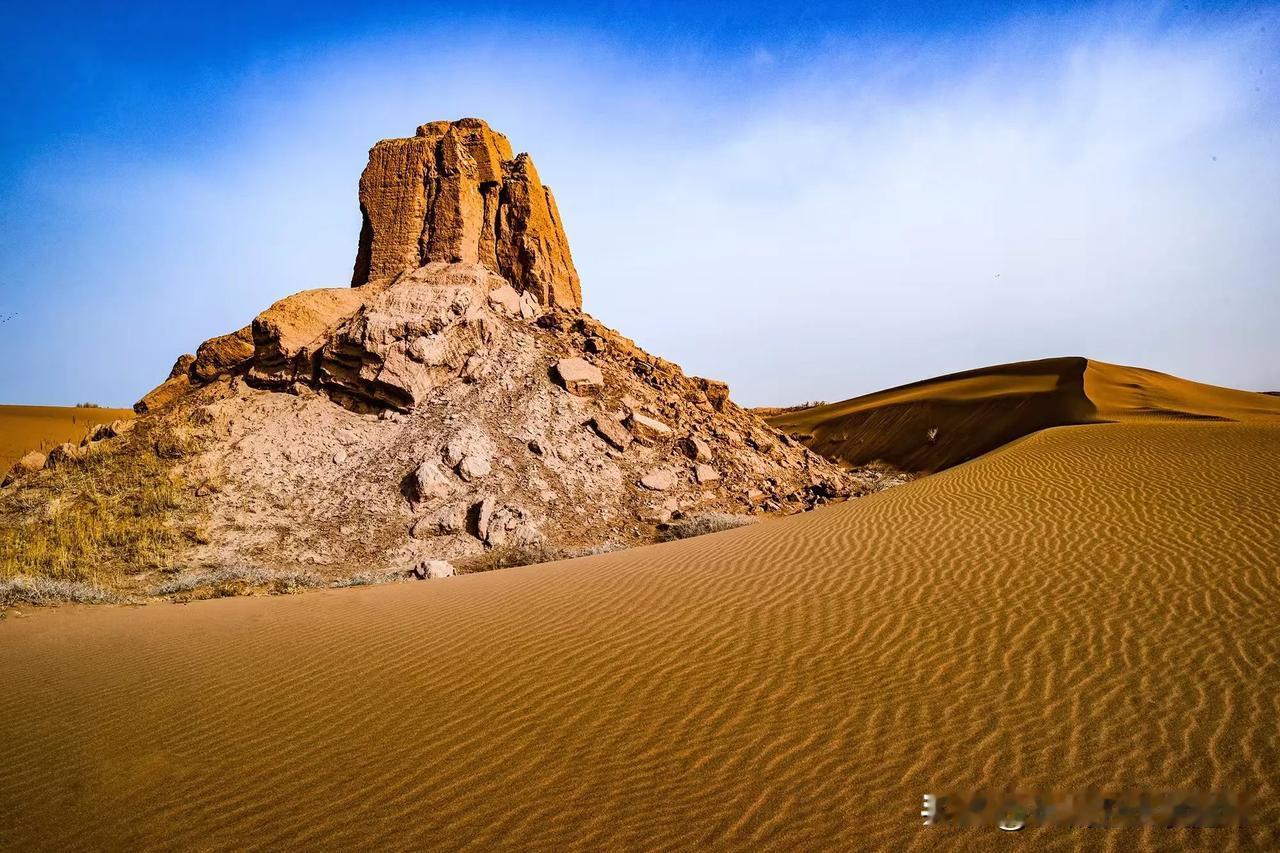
<box><xmin>350</xmin><ymin>118</ymin><xmax>581</xmax><ymax>309</ymax></box>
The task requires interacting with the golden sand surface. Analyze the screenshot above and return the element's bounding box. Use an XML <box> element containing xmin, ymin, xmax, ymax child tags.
<box><xmin>2</xmin><ymin>419</ymin><xmax>1277</xmax><ymax>850</ymax></box>
<box><xmin>0</xmin><ymin>405</ymin><xmax>134</xmax><ymax>472</ymax></box>
<box><xmin>766</xmin><ymin>357</ymin><xmax>1280</xmax><ymax>471</ymax></box>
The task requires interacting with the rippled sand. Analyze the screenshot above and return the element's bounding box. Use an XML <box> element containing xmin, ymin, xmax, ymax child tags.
<box><xmin>2</xmin><ymin>421</ymin><xmax>1278</xmax><ymax>850</ymax></box>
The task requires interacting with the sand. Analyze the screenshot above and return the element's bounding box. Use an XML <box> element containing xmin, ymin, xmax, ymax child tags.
<box><xmin>0</xmin><ymin>405</ymin><xmax>134</xmax><ymax>472</ymax></box>
<box><xmin>766</xmin><ymin>357</ymin><xmax>1280</xmax><ymax>471</ymax></box>
<box><xmin>2</xmin><ymin>416</ymin><xmax>1277</xmax><ymax>850</ymax></box>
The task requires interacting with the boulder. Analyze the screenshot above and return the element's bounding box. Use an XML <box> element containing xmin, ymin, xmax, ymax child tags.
<box><xmin>640</xmin><ymin>469</ymin><xmax>678</xmax><ymax>491</ymax></box>
<box><xmin>134</xmin><ymin>374</ymin><xmax>191</xmax><ymax>414</ymax></box>
<box><xmin>627</xmin><ymin>412</ymin><xmax>672</xmax><ymax>445</ymax></box>
<box><xmin>553</xmin><ymin>357</ymin><xmax>603</xmax><ymax>396</ymax></box>
<box><xmin>693</xmin><ymin>377</ymin><xmax>730</xmax><ymax>411</ymax></box>
<box><xmin>2</xmin><ymin>450</ymin><xmax>46</xmax><ymax>486</ymax></box>
<box><xmin>45</xmin><ymin>443</ymin><xmax>81</xmax><ymax>468</ymax></box>
<box><xmin>191</xmin><ymin>326</ymin><xmax>255</xmax><ymax>383</ymax></box>
<box><xmin>694</xmin><ymin>464</ymin><xmax>720</xmax><ymax>486</ymax></box>
<box><xmin>488</xmin><ymin>284</ymin><xmax>522</xmax><ymax>314</ymax></box>
<box><xmin>412</xmin><ymin>559</ymin><xmax>455</xmax><ymax>579</ymax></box>
<box><xmin>350</xmin><ymin>118</ymin><xmax>581</xmax><ymax>309</ymax></box>
<box><xmin>457</xmin><ymin>454</ymin><xmax>492</xmax><ymax>482</ymax></box>
<box><xmin>680</xmin><ymin>436</ymin><xmax>713</xmax><ymax>463</ymax></box>
<box><xmin>411</xmin><ymin>462</ymin><xmax>454</xmax><ymax>502</ymax></box>
<box><xmin>518</xmin><ymin>291</ymin><xmax>541</xmax><ymax>320</ymax></box>
<box><xmin>250</xmin><ymin>287</ymin><xmax>367</xmax><ymax>386</ymax></box>
<box><xmin>472</xmin><ymin>494</ymin><xmax>497</xmax><ymax>540</ymax></box>
<box><xmin>589</xmin><ymin>415</ymin><xmax>632</xmax><ymax>451</ymax></box>
<box><xmin>168</xmin><ymin>353</ymin><xmax>196</xmax><ymax>380</ymax></box>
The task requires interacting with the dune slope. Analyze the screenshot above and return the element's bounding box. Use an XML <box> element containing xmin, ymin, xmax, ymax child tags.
<box><xmin>0</xmin><ymin>405</ymin><xmax>133</xmax><ymax>472</ymax></box>
<box><xmin>765</xmin><ymin>357</ymin><xmax>1280</xmax><ymax>471</ymax></box>
<box><xmin>2</xmin><ymin>419</ymin><xmax>1278</xmax><ymax>850</ymax></box>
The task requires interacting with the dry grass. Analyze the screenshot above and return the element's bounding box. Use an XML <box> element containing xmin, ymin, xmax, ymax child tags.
<box><xmin>656</xmin><ymin>513</ymin><xmax>756</xmax><ymax>542</ymax></box>
<box><xmin>0</xmin><ymin>433</ymin><xmax>194</xmax><ymax>589</ymax></box>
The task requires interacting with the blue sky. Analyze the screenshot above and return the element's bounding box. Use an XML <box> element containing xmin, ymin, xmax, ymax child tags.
<box><xmin>1</xmin><ymin>1</ymin><xmax>1277</xmax><ymax>406</ymax></box>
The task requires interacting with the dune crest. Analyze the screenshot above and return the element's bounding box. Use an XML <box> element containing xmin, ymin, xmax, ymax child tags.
<box><xmin>766</xmin><ymin>356</ymin><xmax>1280</xmax><ymax>471</ymax></box>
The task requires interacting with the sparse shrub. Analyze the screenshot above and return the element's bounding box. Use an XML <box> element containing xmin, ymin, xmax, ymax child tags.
<box><xmin>0</xmin><ymin>576</ymin><xmax>120</xmax><ymax>607</ymax></box>
<box><xmin>926</xmin><ymin>427</ymin><xmax>939</xmax><ymax>444</ymax></box>
<box><xmin>149</xmin><ymin>566</ymin><xmax>323</xmax><ymax>598</ymax></box>
<box><xmin>330</xmin><ymin>570</ymin><xmax>409</xmax><ymax>588</ymax></box>
<box><xmin>656</xmin><ymin>513</ymin><xmax>755</xmax><ymax>543</ymax></box>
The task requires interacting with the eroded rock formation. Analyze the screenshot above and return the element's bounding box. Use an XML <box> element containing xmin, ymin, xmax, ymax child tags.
<box><xmin>350</xmin><ymin>118</ymin><xmax>581</xmax><ymax>309</ymax></box>
<box><xmin>70</xmin><ymin>119</ymin><xmax>907</xmax><ymax>586</ymax></box>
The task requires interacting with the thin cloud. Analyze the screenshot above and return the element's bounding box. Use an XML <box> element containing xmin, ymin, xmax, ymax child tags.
<box><xmin>0</xmin><ymin>7</ymin><xmax>1275</xmax><ymax>405</ymax></box>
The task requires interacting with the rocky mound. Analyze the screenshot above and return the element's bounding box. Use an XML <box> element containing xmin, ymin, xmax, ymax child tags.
<box><xmin>3</xmin><ymin>120</ymin><xmax>900</xmax><ymax>589</ymax></box>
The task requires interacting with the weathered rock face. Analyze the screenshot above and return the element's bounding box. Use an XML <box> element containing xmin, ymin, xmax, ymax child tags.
<box><xmin>192</xmin><ymin>326</ymin><xmax>255</xmax><ymax>383</ymax></box>
<box><xmin>249</xmin><ymin>287</ymin><xmax>369</xmax><ymax>388</ymax></box>
<box><xmin>319</xmin><ymin>263</ymin><xmax>501</xmax><ymax>411</ymax></box>
<box><xmin>350</xmin><ymin>118</ymin><xmax>581</xmax><ymax>309</ymax></box>
<box><xmin>134</xmin><ymin>374</ymin><xmax>191</xmax><ymax>414</ymax></box>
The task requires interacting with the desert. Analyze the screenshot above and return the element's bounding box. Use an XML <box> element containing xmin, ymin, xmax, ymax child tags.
<box><xmin>2</xmin><ymin>3</ymin><xmax>1279</xmax><ymax>848</ymax></box>
<box><xmin>3</xmin><ymin>120</ymin><xmax>1278</xmax><ymax>851</ymax></box>
<box><xmin>3</xmin><ymin>413</ymin><xmax>1277</xmax><ymax>849</ymax></box>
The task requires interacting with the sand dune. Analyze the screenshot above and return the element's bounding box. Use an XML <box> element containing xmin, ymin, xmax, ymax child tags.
<box><xmin>2</xmin><ymin>417</ymin><xmax>1277</xmax><ymax>850</ymax></box>
<box><xmin>0</xmin><ymin>405</ymin><xmax>134</xmax><ymax>472</ymax></box>
<box><xmin>765</xmin><ymin>357</ymin><xmax>1280</xmax><ymax>471</ymax></box>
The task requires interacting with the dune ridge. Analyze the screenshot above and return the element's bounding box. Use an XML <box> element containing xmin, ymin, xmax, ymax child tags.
<box><xmin>2</xmin><ymin>418</ymin><xmax>1277</xmax><ymax>850</ymax></box>
<box><xmin>765</xmin><ymin>357</ymin><xmax>1280</xmax><ymax>471</ymax></box>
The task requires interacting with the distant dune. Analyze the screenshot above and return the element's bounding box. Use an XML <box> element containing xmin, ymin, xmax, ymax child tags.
<box><xmin>0</xmin><ymin>405</ymin><xmax>134</xmax><ymax>472</ymax></box>
<box><xmin>765</xmin><ymin>357</ymin><xmax>1280</xmax><ymax>471</ymax></box>
<box><xmin>2</xmin><ymin>415</ymin><xmax>1277</xmax><ymax>849</ymax></box>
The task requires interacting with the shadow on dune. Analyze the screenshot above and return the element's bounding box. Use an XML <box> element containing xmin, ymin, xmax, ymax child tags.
<box><xmin>766</xmin><ymin>356</ymin><xmax>1280</xmax><ymax>472</ymax></box>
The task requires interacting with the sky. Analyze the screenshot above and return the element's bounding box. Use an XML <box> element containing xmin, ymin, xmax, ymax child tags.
<box><xmin>0</xmin><ymin>1</ymin><xmax>1276</xmax><ymax>407</ymax></box>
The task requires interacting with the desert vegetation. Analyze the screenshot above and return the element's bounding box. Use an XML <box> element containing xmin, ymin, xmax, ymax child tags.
<box><xmin>655</xmin><ymin>513</ymin><xmax>755</xmax><ymax>542</ymax></box>
<box><xmin>0</xmin><ymin>432</ymin><xmax>195</xmax><ymax>598</ymax></box>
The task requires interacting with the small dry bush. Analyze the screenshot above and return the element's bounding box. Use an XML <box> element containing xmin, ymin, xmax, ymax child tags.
<box><xmin>656</xmin><ymin>513</ymin><xmax>755</xmax><ymax>542</ymax></box>
<box><xmin>0</xmin><ymin>575</ymin><xmax>119</xmax><ymax>607</ymax></box>
<box><xmin>331</xmin><ymin>569</ymin><xmax>409</xmax><ymax>588</ymax></box>
<box><xmin>150</xmin><ymin>566</ymin><xmax>323</xmax><ymax>599</ymax></box>
<box><xmin>0</xmin><ymin>435</ymin><xmax>194</xmax><ymax>590</ymax></box>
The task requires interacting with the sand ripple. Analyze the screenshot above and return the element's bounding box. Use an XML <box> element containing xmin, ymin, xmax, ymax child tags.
<box><xmin>1</xmin><ymin>421</ymin><xmax>1277</xmax><ymax>850</ymax></box>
